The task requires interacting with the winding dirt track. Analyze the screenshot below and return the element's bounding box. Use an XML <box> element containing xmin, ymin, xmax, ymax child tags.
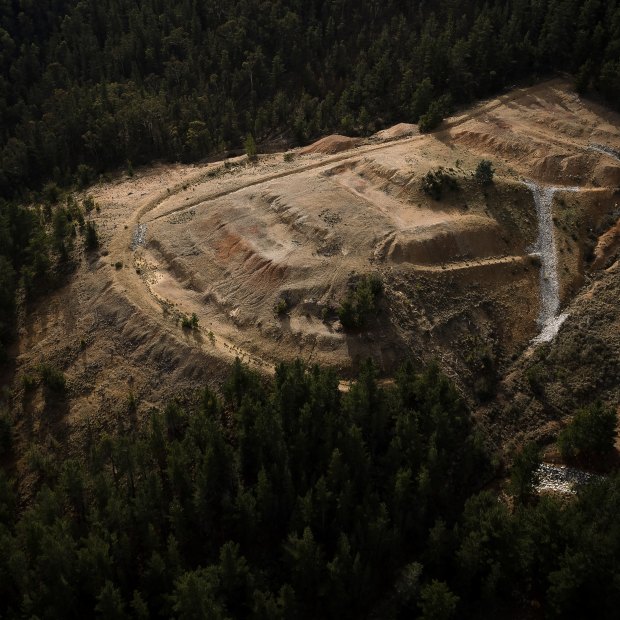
<box><xmin>103</xmin><ymin>79</ymin><xmax>620</xmax><ymax>380</ymax></box>
<box><xmin>104</xmin><ymin>81</ymin><xmax>549</xmax><ymax>375</ymax></box>
<box><xmin>107</xmin><ymin>134</ymin><xmax>433</xmax><ymax>377</ymax></box>
<box><xmin>108</xmin><ymin>165</ymin><xmax>275</xmax><ymax>374</ymax></box>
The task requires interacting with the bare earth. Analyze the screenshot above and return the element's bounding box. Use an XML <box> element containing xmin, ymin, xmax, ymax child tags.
<box><xmin>12</xmin><ymin>79</ymin><xmax>620</xmax><ymax>462</ymax></box>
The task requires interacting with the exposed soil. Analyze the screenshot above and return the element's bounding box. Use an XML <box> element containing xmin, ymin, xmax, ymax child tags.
<box><xmin>372</xmin><ymin>123</ymin><xmax>419</xmax><ymax>141</ymax></box>
<box><xmin>299</xmin><ymin>134</ymin><xmax>363</xmax><ymax>154</ymax></box>
<box><xmin>593</xmin><ymin>217</ymin><xmax>620</xmax><ymax>269</ymax></box>
<box><xmin>9</xmin><ymin>78</ymin><xmax>620</xmax><ymax>471</ymax></box>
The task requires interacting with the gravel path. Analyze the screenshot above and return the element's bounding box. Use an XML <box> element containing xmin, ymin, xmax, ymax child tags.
<box><xmin>588</xmin><ymin>143</ymin><xmax>620</xmax><ymax>160</ymax></box>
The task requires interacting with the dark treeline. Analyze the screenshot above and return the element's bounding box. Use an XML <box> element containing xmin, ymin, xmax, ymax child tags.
<box><xmin>0</xmin><ymin>192</ymin><xmax>98</xmax><ymax>362</ymax></box>
<box><xmin>1</xmin><ymin>0</ymin><xmax>620</xmax><ymax>199</ymax></box>
<box><xmin>1</xmin><ymin>360</ymin><xmax>620</xmax><ymax>618</ymax></box>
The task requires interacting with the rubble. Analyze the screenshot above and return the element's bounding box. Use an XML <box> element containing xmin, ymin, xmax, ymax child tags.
<box><xmin>536</xmin><ymin>463</ymin><xmax>601</xmax><ymax>495</ymax></box>
<box><xmin>131</xmin><ymin>223</ymin><xmax>147</xmax><ymax>249</ymax></box>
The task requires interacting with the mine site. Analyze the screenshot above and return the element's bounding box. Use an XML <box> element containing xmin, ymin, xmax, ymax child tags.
<box><xmin>5</xmin><ymin>0</ymin><xmax>620</xmax><ymax>612</ymax></box>
<box><xmin>12</xmin><ymin>79</ymin><xmax>620</xmax><ymax>452</ymax></box>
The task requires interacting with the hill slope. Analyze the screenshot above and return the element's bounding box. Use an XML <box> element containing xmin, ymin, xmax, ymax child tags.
<box><xmin>7</xmin><ymin>80</ymin><xmax>620</xmax><ymax>464</ymax></box>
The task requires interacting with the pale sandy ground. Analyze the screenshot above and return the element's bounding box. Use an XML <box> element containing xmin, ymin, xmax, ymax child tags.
<box><xmin>10</xmin><ymin>79</ymin><xmax>620</xmax><ymax>471</ymax></box>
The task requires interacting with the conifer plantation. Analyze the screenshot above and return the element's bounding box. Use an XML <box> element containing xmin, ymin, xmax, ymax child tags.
<box><xmin>2</xmin><ymin>360</ymin><xmax>620</xmax><ymax>618</ymax></box>
<box><xmin>1</xmin><ymin>0</ymin><xmax>620</xmax><ymax>198</ymax></box>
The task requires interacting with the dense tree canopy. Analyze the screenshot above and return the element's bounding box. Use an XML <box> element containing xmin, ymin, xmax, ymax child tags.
<box><xmin>1</xmin><ymin>0</ymin><xmax>620</xmax><ymax>199</ymax></box>
<box><xmin>0</xmin><ymin>360</ymin><xmax>489</xmax><ymax>618</ymax></box>
<box><xmin>1</xmin><ymin>360</ymin><xmax>619</xmax><ymax>618</ymax></box>
<box><xmin>2</xmin><ymin>4</ymin><xmax>620</xmax><ymax>616</ymax></box>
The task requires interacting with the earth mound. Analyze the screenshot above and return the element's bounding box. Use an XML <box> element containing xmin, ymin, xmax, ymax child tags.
<box><xmin>299</xmin><ymin>134</ymin><xmax>361</xmax><ymax>155</ymax></box>
<box><xmin>373</xmin><ymin>123</ymin><xmax>418</xmax><ymax>141</ymax></box>
<box><xmin>592</xmin><ymin>217</ymin><xmax>620</xmax><ymax>269</ymax></box>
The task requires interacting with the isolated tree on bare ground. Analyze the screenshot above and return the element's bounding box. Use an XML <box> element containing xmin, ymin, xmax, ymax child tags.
<box><xmin>475</xmin><ymin>160</ymin><xmax>495</xmax><ymax>185</ymax></box>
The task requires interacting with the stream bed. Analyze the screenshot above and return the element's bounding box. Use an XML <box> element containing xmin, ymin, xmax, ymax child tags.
<box><xmin>525</xmin><ymin>181</ymin><xmax>579</xmax><ymax>344</ymax></box>
<box><xmin>131</xmin><ymin>223</ymin><xmax>148</xmax><ymax>250</ymax></box>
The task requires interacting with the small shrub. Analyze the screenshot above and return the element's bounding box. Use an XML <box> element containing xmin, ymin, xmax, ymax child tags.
<box><xmin>283</xmin><ymin>152</ymin><xmax>294</xmax><ymax>163</ymax></box>
<box><xmin>525</xmin><ymin>363</ymin><xmax>545</xmax><ymax>395</ymax></box>
<box><xmin>419</xmin><ymin>106</ymin><xmax>443</xmax><ymax>133</ymax></box>
<box><xmin>338</xmin><ymin>274</ymin><xmax>383</xmax><ymax>330</ymax></box>
<box><xmin>558</xmin><ymin>402</ymin><xmax>617</xmax><ymax>462</ymax></box>
<box><xmin>22</xmin><ymin>374</ymin><xmax>37</xmax><ymax>392</ymax></box>
<box><xmin>85</xmin><ymin>221</ymin><xmax>99</xmax><ymax>251</ymax></box>
<box><xmin>181</xmin><ymin>314</ymin><xmax>199</xmax><ymax>330</ymax></box>
<box><xmin>418</xmin><ymin>580</ymin><xmax>459</xmax><ymax>620</ymax></box>
<box><xmin>26</xmin><ymin>445</ymin><xmax>56</xmax><ymax>479</ymax></box>
<box><xmin>115</xmin><ymin>261</ymin><xmax>123</xmax><ymax>270</ymax></box>
<box><xmin>76</xmin><ymin>164</ymin><xmax>95</xmax><ymax>189</ymax></box>
<box><xmin>245</xmin><ymin>134</ymin><xmax>258</xmax><ymax>162</ymax></box>
<box><xmin>67</xmin><ymin>195</ymin><xmax>84</xmax><ymax>227</ymax></box>
<box><xmin>275</xmin><ymin>299</ymin><xmax>288</xmax><ymax>316</ymax></box>
<box><xmin>418</xmin><ymin>95</ymin><xmax>452</xmax><ymax>133</ymax></box>
<box><xmin>475</xmin><ymin>159</ymin><xmax>495</xmax><ymax>185</ymax></box>
<box><xmin>38</xmin><ymin>364</ymin><xmax>67</xmax><ymax>394</ymax></box>
<box><xmin>42</xmin><ymin>181</ymin><xmax>61</xmax><ymax>204</ymax></box>
<box><xmin>421</xmin><ymin>168</ymin><xmax>460</xmax><ymax>200</ymax></box>
<box><xmin>127</xmin><ymin>392</ymin><xmax>137</xmax><ymax>415</ymax></box>
<box><xmin>509</xmin><ymin>442</ymin><xmax>541</xmax><ymax>503</ymax></box>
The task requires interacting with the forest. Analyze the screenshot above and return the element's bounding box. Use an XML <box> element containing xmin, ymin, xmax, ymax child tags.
<box><xmin>2</xmin><ymin>1</ymin><xmax>620</xmax><ymax>617</ymax></box>
<box><xmin>0</xmin><ymin>359</ymin><xmax>618</xmax><ymax>619</ymax></box>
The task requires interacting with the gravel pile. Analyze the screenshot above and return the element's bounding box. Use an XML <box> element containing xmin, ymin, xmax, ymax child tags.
<box><xmin>536</xmin><ymin>463</ymin><xmax>601</xmax><ymax>495</ymax></box>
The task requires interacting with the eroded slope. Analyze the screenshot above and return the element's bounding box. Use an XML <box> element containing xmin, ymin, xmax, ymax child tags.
<box><xmin>10</xmin><ymin>79</ymin><xmax>620</xmax><ymax>463</ymax></box>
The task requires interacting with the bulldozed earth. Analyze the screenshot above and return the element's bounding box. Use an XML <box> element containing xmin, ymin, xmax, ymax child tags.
<box><xmin>9</xmin><ymin>79</ymin><xmax>620</xmax><ymax>464</ymax></box>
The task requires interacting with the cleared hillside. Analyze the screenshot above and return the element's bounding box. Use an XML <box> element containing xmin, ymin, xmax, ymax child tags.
<box><xmin>9</xmin><ymin>80</ymin><xmax>620</xmax><ymax>465</ymax></box>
